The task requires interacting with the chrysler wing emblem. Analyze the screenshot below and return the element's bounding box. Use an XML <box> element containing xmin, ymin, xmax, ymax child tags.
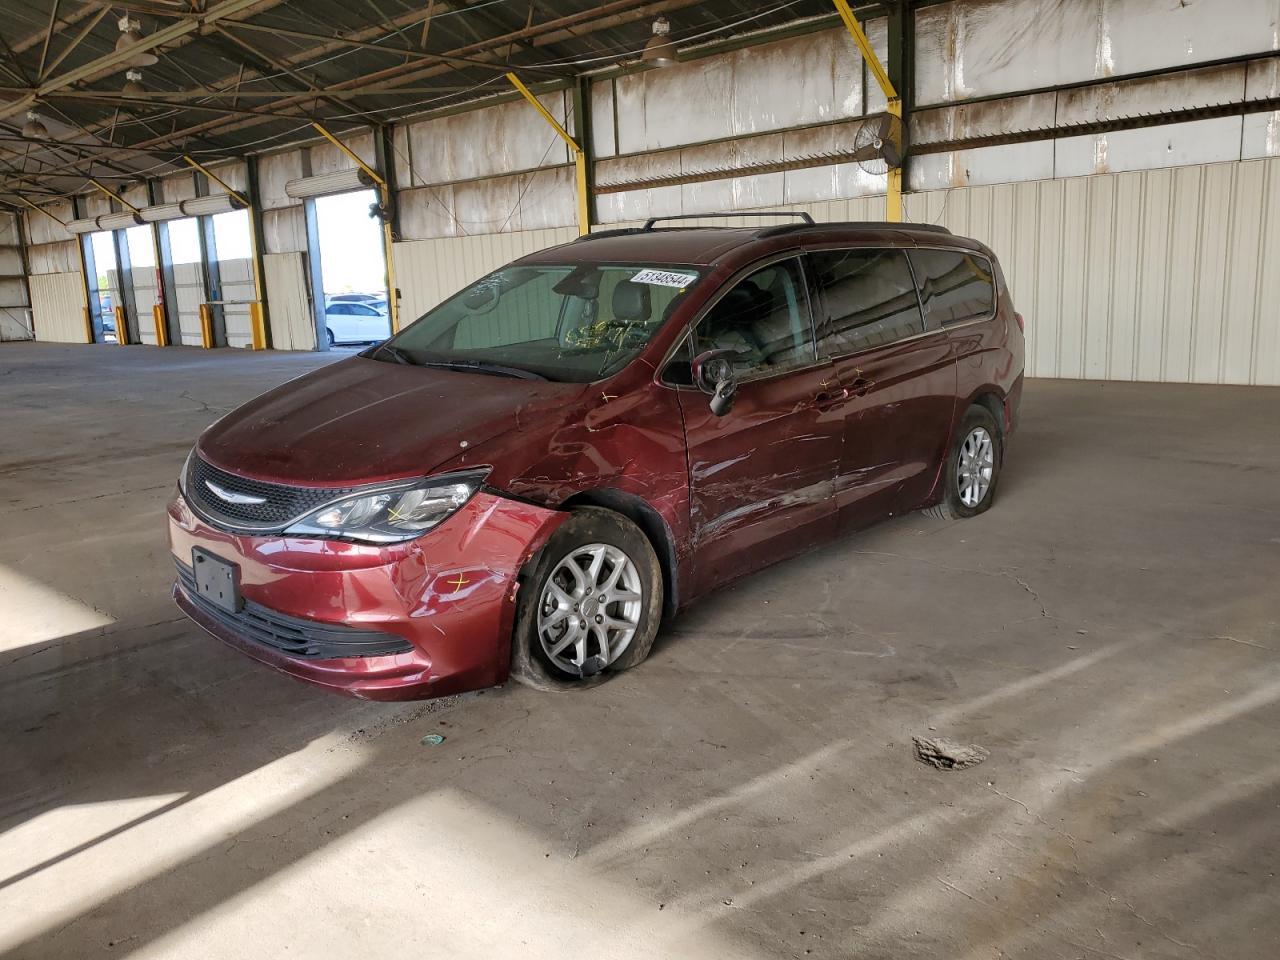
<box><xmin>204</xmin><ymin>479</ymin><xmax>267</xmax><ymax>506</ymax></box>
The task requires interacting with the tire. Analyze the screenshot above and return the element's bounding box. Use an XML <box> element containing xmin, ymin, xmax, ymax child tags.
<box><xmin>326</xmin><ymin>329</ymin><xmax>336</xmax><ymax>348</ymax></box>
<box><xmin>924</xmin><ymin>404</ymin><xmax>1003</xmax><ymax>520</ymax></box>
<box><xmin>510</xmin><ymin>507</ymin><xmax>663</xmax><ymax>691</ymax></box>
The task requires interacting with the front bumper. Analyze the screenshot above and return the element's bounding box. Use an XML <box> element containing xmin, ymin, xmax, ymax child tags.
<box><xmin>168</xmin><ymin>489</ymin><xmax>566</xmax><ymax>700</ymax></box>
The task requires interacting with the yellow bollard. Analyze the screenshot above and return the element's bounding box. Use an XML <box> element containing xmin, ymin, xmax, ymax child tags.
<box><xmin>153</xmin><ymin>304</ymin><xmax>169</xmax><ymax>347</ymax></box>
<box><xmin>249</xmin><ymin>301</ymin><xmax>267</xmax><ymax>350</ymax></box>
<box><xmin>198</xmin><ymin>303</ymin><xmax>214</xmax><ymax>349</ymax></box>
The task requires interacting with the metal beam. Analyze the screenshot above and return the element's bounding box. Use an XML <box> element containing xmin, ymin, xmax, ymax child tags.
<box><xmin>39</xmin><ymin>7</ymin><xmax>110</xmax><ymax>83</ymax></box>
<box><xmin>183</xmin><ymin>154</ymin><xmax>249</xmax><ymax>207</ymax></box>
<box><xmin>7</xmin><ymin>85</ymin><xmax>487</xmax><ymax>99</ymax></box>
<box><xmin>36</xmin><ymin>0</ymin><xmax>61</xmax><ymax>81</ymax></box>
<box><xmin>210</xmin><ymin>23</ymin><xmax>384</xmax><ymax>126</ymax></box>
<box><xmin>0</xmin><ymin>0</ymin><xmax>266</xmax><ymax>122</ymax></box>
<box><xmin>506</xmin><ymin>71</ymin><xmax>588</xmax><ymax>235</ymax></box>
<box><xmin>89</xmin><ymin>177</ymin><xmax>143</xmax><ymax>215</ymax></box>
<box><xmin>101</xmin><ymin>0</ymin><xmax>703</xmax><ymax>159</ymax></box>
<box><xmin>219</xmin><ymin>19</ymin><xmax>574</xmax><ymax>78</ymax></box>
<box><xmin>45</xmin><ymin>90</ymin><xmax>335</xmax><ymax>123</ymax></box>
<box><xmin>13</xmin><ymin>192</ymin><xmax>67</xmax><ymax>225</ymax></box>
<box><xmin>310</xmin><ymin>122</ymin><xmax>385</xmax><ymax>186</ymax></box>
<box><xmin>833</xmin><ymin>0</ymin><xmax>901</xmax><ymax>221</ymax></box>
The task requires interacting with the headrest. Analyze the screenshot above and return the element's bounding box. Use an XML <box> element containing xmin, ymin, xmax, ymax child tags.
<box><xmin>715</xmin><ymin>281</ymin><xmax>771</xmax><ymax>322</ymax></box>
<box><xmin>612</xmin><ymin>280</ymin><xmax>651</xmax><ymax>323</ymax></box>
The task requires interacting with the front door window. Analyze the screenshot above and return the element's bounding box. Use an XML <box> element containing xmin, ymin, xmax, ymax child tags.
<box><xmin>694</xmin><ymin>259</ymin><xmax>815</xmax><ymax>377</ymax></box>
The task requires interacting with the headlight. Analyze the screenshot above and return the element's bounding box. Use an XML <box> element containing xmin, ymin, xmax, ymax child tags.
<box><xmin>283</xmin><ymin>472</ymin><xmax>485</xmax><ymax>544</ymax></box>
<box><xmin>179</xmin><ymin>446</ymin><xmax>195</xmax><ymax>494</ymax></box>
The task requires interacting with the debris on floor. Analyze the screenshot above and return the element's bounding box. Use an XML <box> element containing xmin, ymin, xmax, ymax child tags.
<box><xmin>912</xmin><ymin>735</ymin><xmax>988</xmax><ymax>770</ymax></box>
<box><xmin>420</xmin><ymin>733</ymin><xmax>446</xmax><ymax>746</ymax></box>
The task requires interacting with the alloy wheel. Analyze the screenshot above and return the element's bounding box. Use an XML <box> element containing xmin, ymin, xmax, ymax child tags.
<box><xmin>957</xmin><ymin>426</ymin><xmax>995</xmax><ymax>508</ymax></box>
<box><xmin>537</xmin><ymin>543</ymin><xmax>643</xmax><ymax>676</ymax></box>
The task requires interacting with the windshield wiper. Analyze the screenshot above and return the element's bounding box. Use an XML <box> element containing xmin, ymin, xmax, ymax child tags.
<box><xmin>370</xmin><ymin>343</ymin><xmax>415</xmax><ymax>365</ymax></box>
<box><xmin>419</xmin><ymin>359</ymin><xmax>547</xmax><ymax>381</ymax></box>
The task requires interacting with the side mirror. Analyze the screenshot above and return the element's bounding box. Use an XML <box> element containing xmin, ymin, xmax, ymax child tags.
<box><xmin>692</xmin><ymin>349</ymin><xmax>739</xmax><ymax>417</ymax></box>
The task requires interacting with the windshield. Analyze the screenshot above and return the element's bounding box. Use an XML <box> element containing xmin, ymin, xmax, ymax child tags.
<box><xmin>370</xmin><ymin>263</ymin><xmax>703</xmax><ymax>382</ymax></box>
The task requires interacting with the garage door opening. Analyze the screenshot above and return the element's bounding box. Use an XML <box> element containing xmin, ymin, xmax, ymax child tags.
<box><xmin>123</xmin><ymin>225</ymin><xmax>161</xmax><ymax>344</ymax></box>
<box><xmin>84</xmin><ymin>231</ymin><xmax>120</xmax><ymax>344</ymax></box>
<box><xmin>208</xmin><ymin>209</ymin><xmax>256</xmax><ymax>348</ymax></box>
<box><xmin>161</xmin><ymin>217</ymin><xmax>206</xmax><ymax>346</ymax></box>
<box><xmin>311</xmin><ymin>189</ymin><xmax>390</xmax><ymax>351</ymax></box>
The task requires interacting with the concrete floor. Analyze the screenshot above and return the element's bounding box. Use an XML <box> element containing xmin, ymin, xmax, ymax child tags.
<box><xmin>2</xmin><ymin>342</ymin><xmax>1278</xmax><ymax>960</ymax></box>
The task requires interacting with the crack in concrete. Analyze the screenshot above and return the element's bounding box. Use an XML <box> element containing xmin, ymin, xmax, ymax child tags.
<box><xmin>0</xmin><ymin>483</ymin><xmax>174</xmax><ymax>517</ymax></box>
<box><xmin>177</xmin><ymin>390</ymin><xmax>232</xmax><ymax>415</ymax></box>
<box><xmin>986</xmin><ymin>785</ymin><xmax>1207</xmax><ymax>958</ymax></box>
<box><xmin>849</xmin><ymin>550</ymin><xmax>1056</xmax><ymax>619</ymax></box>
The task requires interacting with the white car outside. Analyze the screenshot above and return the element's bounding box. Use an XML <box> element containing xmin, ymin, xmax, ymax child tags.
<box><xmin>324</xmin><ymin>301</ymin><xmax>391</xmax><ymax>345</ymax></box>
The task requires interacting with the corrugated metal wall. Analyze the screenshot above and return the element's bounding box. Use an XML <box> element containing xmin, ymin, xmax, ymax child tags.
<box><xmin>0</xmin><ymin>212</ymin><xmax>31</xmax><ymax>341</ymax></box>
<box><xmin>392</xmin><ymin>227</ymin><xmax>577</xmax><ymax>325</ymax></box>
<box><xmin>902</xmin><ymin>158</ymin><xmax>1280</xmax><ymax>385</ymax></box>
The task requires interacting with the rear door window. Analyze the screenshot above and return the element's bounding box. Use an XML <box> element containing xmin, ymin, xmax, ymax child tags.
<box><xmin>807</xmin><ymin>248</ymin><xmax>924</xmax><ymax>357</ymax></box>
<box><xmin>909</xmin><ymin>249</ymin><xmax>996</xmax><ymax>327</ymax></box>
<box><xmin>694</xmin><ymin>257</ymin><xmax>816</xmax><ymax>378</ymax></box>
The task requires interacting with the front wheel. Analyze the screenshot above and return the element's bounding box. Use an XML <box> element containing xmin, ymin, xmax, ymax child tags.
<box><xmin>326</xmin><ymin>328</ymin><xmax>337</xmax><ymax>348</ymax></box>
<box><xmin>510</xmin><ymin>507</ymin><xmax>663</xmax><ymax>691</ymax></box>
<box><xmin>925</xmin><ymin>404</ymin><xmax>1003</xmax><ymax>520</ymax></box>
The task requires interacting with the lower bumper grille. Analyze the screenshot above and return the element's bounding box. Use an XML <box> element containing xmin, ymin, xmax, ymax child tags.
<box><xmin>175</xmin><ymin>562</ymin><xmax>414</xmax><ymax>660</ymax></box>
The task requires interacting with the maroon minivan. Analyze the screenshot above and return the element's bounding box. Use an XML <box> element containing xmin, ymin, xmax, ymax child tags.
<box><xmin>170</xmin><ymin>213</ymin><xmax>1024</xmax><ymax>700</ymax></box>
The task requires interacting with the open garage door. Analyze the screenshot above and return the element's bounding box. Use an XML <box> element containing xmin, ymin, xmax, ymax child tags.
<box><xmin>122</xmin><ymin>225</ymin><xmax>164</xmax><ymax>345</ymax></box>
<box><xmin>84</xmin><ymin>231</ymin><xmax>121</xmax><ymax>344</ymax></box>
<box><xmin>289</xmin><ymin>169</ymin><xmax>390</xmax><ymax>352</ymax></box>
<box><xmin>159</xmin><ymin>218</ymin><xmax>206</xmax><ymax>347</ymax></box>
<box><xmin>207</xmin><ymin>209</ymin><xmax>256</xmax><ymax>348</ymax></box>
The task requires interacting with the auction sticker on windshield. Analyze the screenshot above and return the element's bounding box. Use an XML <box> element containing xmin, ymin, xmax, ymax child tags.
<box><xmin>631</xmin><ymin>269</ymin><xmax>698</xmax><ymax>288</ymax></box>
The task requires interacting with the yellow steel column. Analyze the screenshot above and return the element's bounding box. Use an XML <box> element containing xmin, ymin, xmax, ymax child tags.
<box><xmin>309</xmin><ymin>123</ymin><xmax>403</xmax><ymax>335</ymax></box>
<box><xmin>182</xmin><ymin>156</ymin><xmax>269</xmax><ymax>348</ymax></box>
<box><xmin>198</xmin><ymin>303</ymin><xmax>214</xmax><ymax>348</ymax></box>
<box><xmin>153</xmin><ymin>304</ymin><xmax>169</xmax><ymax>347</ymax></box>
<box><xmin>832</xmin><ymin>0</ymin><xmax>903</xmax><ymax>222</ymax></box>
<box><xmin>506</xmin><ymin>72</ymin><xmax>589</xmax><ymax>235</ymax></box>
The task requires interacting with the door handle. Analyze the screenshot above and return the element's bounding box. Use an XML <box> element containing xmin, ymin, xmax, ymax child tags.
<box><xmin>848</xmin><ymin>377</ymin><xmax>876</xmax><ymax>397</ymax></box>
<box><xmin>812</xmin><ymin>386</ymin><xmax>849</xmax><ymax>409</ymax></box>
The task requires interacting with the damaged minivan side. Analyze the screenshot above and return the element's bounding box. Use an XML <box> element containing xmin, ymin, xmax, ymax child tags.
<box><xmin>169</xmin><ymin>214</ymin><xmax>1024</xmax><ymax>700</ymax></box>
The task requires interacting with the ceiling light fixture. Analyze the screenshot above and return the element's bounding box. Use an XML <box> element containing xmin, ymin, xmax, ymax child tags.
<box><xmin>22</xmin><ymin>109</ymin><xmax>48</xmax><ymax>139</ymax></box>
<box><xmin>641</xmin><ymin>16</ymin><xmax>677</xmax><ymax>67</ymax></box>
<box><xmin>123</xmin><ymin>69</ymin><xmax>146</xmax><ymax>97</ymax></box>
<box><xmin>115</xmin><ymin>15</ymin><xmax>159</xmax><ymax>68</ymax></box>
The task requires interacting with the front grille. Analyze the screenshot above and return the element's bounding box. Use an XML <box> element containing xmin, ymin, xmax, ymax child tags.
<box><xmin>186</xmin><ymin>456</ymin><xmax>354</xmax><ymax>530</ymax></box>
<box><xmin>176</xmin><ymin>562</ymin><xmax>413</xmax><ymax>660</ymax></box>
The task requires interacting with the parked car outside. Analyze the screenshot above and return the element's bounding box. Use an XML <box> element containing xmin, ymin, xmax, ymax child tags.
<box><xmin>324</xmin><ymin>300</ymin><xmax>391</xmax><ymax>346</ymax></box>
<box><xmin>170</xmin><ymin>215</ymin><xmax>1024</xmax><ymax>700</ymax></box>
<box><xmin>326</xmin><ymin>292</ymin><xmax>383</xmax><ymax>305</ymax></box>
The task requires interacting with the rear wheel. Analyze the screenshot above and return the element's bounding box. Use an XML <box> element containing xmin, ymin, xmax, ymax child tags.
<box><xmin>326</xmin><ymin>328</ymin><xmax>336</xmax><ymax>348</ymax></box>
<box><xmin>925</xmin><ymin>404</ymin><xmax>1002</xmax><ymax>520</ymax></box>
<box><xmin>511</xmin><ymin>507</ymin><xmax>662</xmax><ymax>691</ymax></box>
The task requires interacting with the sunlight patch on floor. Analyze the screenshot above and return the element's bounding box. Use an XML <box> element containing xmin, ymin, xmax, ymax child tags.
<box><xmin>130</xmin><ymin>788</ymin><xmax>768</xmax><ymax>960</ymax></box>
<box><xmin>0</xmin><ymin>565</ymin><xmax>115</xmax><ymax>651</ymax></box>
<box><xmin>0</xmin><ymin>735</ymin><xmax>365</xmax><ymax>953</ymax></box>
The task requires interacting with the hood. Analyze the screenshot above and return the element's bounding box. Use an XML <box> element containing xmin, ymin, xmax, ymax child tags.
<box><xmin>198</xmin><ymin>356</ymin><xmax>585</xmax><ymax>486</ymax></box>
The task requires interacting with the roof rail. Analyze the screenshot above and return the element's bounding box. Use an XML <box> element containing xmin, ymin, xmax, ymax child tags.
<box><xmin>572</xmin><ymin>227</ymin><xmax>644</xmax><ymax>242</ymax></box>
<box><xmin>755</xmin><ymin>220</ymin><xmax>953</xmax><ymax>239</ymax></box>
<box><xmin>640</xmin><ymin>211</ymin><xmax>815</xmax><ymax>230</ymax></box>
